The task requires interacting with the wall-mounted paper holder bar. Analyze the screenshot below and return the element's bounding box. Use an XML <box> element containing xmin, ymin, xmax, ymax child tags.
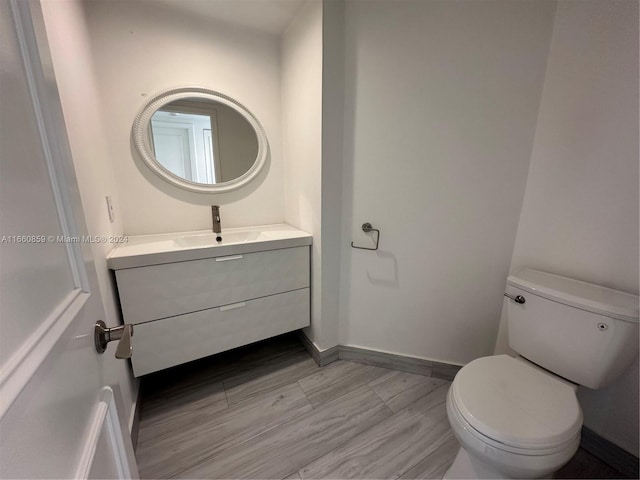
<box><xmin>351</xmin><ymin>223</ymin><xmax>380</xmax><ymax>251</ymax></box>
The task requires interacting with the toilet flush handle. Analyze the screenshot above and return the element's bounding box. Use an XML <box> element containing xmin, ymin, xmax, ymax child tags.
<box><xmin>504</xmin><ymin>293</ymin><xmax>526</xmax><ymax>304</ymax></box>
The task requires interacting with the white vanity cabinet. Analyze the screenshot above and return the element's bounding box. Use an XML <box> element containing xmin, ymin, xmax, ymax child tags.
<box><xmin>107</xmin><ymin>225</ymin><xmax>311</xmax><ymax>377</ymax></box>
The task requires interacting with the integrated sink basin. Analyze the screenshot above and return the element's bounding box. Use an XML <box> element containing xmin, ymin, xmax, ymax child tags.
<box><xmin>174</xmin><ymin>231</ymin><xmax>262</xmax><ymax>247</ymax></box>
<box><xmin>174</xmin><ymin>229</ymin><xmax>308</xmax><ymax>247</ymax></box>
<box><xmin>107</xmin><ymin>224</ymin><xmax>312</xmax><ymax>270</ymax></box>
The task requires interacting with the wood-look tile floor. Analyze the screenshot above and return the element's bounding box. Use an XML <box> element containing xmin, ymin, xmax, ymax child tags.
<box><xmin>136</xmin><ymin>333</ymin><xmax>629</xmax><ymax>479</ymax></box>
<box><xmin>136</xmin><ymin>334</ymin><xmax>456</xmax><ymax>479</ymax></box>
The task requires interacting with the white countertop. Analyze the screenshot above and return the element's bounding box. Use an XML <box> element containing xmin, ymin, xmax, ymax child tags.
<box><xmin>107</xmin><ymin>223</ymin><xmax>312</xmax><ymax>270</ymax></box>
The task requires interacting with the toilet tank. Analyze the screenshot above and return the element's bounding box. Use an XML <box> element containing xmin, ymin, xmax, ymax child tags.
<box><xmin>506</xmin><ymin>269</ymin><xmax>639</xmax><ymax>389</ymax></box>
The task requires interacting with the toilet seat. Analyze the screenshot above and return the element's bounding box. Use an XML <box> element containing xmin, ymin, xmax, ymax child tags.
<box><xmin>448</xmin><ymin>387</ymin><xmax>578</xmax><ymax>457</ymax></box>
<box><xmin>451</xmin><ymin>355</ymin><xmax>582</xmax><ymax>451</ymax></box>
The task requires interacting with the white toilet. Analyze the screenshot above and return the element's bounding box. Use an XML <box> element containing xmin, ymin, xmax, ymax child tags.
<box><xmin>444</xmin><ymin>268</ymin><xmax>639</xmax><ymax>479</ymax></box>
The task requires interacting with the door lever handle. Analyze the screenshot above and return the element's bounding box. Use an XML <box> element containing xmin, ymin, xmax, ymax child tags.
<box><xmin>94</xmin><ymin>321</ymin><xmax>134</xmax><ymax>359</ymax></box>
<box><xmin>115</xmin><ymin>324</ymin><xmax>133</xmax><ymax>359</ymax></box>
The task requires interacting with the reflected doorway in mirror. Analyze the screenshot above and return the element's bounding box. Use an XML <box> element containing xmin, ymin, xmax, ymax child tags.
<box><xmin>132</xmin><ymin>87</ymin><xmax>268</xmax><ymax>193</ymax></box>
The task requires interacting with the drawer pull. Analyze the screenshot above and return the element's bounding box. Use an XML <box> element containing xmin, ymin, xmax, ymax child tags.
<box><xmin>219</xmin><ymin>302</ymin><xmax>247</xmax><ymax>312</ymax></box>
<box><xmin>215</xmin><ymin>255</ymin><xmax>244</xmax><ymax>262</ymax></box>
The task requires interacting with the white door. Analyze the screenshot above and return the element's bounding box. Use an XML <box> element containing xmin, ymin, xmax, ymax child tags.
<box><xmin>0</xmin><ymin>1</ymin><xmax>138</xmax><ymax>478</ymax></box>
<box><xmin>203</xmin><ymin>129</ymin><xmax>218</xmax><ymax>183</ymax></box>
<box><xmin>151</xmin><ymin>121</ymin><xmax>195</xmax><ymax>181</ymax></box>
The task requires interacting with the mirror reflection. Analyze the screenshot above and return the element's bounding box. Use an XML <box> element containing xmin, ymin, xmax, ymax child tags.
<box><xmin>148</xmin><ymin>98</ymin><xmax>259</xmax><ymax>185</ymax></box>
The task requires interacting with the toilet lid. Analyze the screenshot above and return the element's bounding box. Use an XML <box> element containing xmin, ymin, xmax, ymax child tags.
<box><xmin>451</xmin><ymin>355</ymin><xmax>582</xmax><ymax>449</ymax></box>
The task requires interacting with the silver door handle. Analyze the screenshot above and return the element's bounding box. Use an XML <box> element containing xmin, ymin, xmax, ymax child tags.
<box><xmin>504</xmin><ymin>293</ymin><xmax>526</xmax><ymax>304</ymax></box>
<box><xmin>94</xmin><ymin>321</ymin><xmax>134</xmax><ymax>359</ymax></box>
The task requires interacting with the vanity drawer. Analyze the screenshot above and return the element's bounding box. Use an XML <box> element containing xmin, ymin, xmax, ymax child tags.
<box><xmin>130</xmin><ymin>288</ymin><xmax>310</xmax><ymax>377</ymax></box>
<box><xmin>115</xmin><ymin>246</ymin><xmax>309</xmax><ymax>324</ymax></box>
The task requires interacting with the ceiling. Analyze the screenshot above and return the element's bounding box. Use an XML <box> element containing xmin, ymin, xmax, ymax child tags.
<box><xmin>138</xmin><ymin>0</ymin><xmax>310</xmax><ymax>35</ymax></box>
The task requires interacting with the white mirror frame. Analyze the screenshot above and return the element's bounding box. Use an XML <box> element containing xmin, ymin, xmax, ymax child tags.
<box><xmin>132</xmin><ymin>87</ymin><xmax>269</xmax><ymax>193</ymax></box>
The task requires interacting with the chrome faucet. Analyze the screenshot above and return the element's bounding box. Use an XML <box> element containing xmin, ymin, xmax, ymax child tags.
<box><xmin>211</xmin><ymin>205</ymin><xmax>222</xmax><ymax>241</ymax></box>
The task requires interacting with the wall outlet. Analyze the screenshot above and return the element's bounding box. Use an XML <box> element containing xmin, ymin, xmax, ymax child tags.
<box><xmin>105</xmin><ymin>195</ymin><xmax>115</xmax><ymax>223</ymax></box>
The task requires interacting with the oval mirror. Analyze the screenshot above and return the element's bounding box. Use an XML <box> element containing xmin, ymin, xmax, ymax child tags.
<box><xmin>132</xmin><ymin>87</ymin><xmax>269</xmax><ymax>193</ymax></box>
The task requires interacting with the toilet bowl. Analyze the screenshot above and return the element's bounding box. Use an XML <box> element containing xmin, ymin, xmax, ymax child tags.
<box><xmin>444</xmin><ymin>355</ymin><xmax>581</xmax><ymax>479</ymax></box>
<box><xmin>443</xmin><ymin>268</ymin><xmax>639</xmax><ymax>480</ymax></box>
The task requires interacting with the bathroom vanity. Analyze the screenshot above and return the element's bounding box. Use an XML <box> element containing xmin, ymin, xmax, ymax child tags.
<box><xmin>107</xmin><ymin>224</ymin><xmax>312</xmax><ymax>376</ymax></box>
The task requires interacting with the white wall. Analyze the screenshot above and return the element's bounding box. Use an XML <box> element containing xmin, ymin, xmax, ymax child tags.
<box><xmin>495</xmin><ymin>0</ymin><xmax>639</xmax><ymax>455</ymax></box>
<box><xmin>319</xmin><ymin>0</ymin><xmax>346</xmax><ymax>351</ymax></box>
<box><xmin>215</xmin><ymin>104</ymin><xmax>259</xmax><ymax>182</ymax></box>
<box><xmin>282</xmin><ymin>0</ymin><xmax>345</xmax><ymax>352</ymax></box>
<box><xmin>40</xmin><ymin>0</ymin><xmax>138</xmax><ymax>428</ymax></box>
<box><xmin>281</xmin><ymin>2</ymin><xmax>326</xmax><ymax>347</ymax></box>
<box><xmin>83</xmin><ymin>1</ymin><xmax>285</xmax><ymax>235</ymax></box>
<box><xmin>338</xmin><ymin>0</ymin><xmax>557</xmax><ymax>364</ymax></box>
